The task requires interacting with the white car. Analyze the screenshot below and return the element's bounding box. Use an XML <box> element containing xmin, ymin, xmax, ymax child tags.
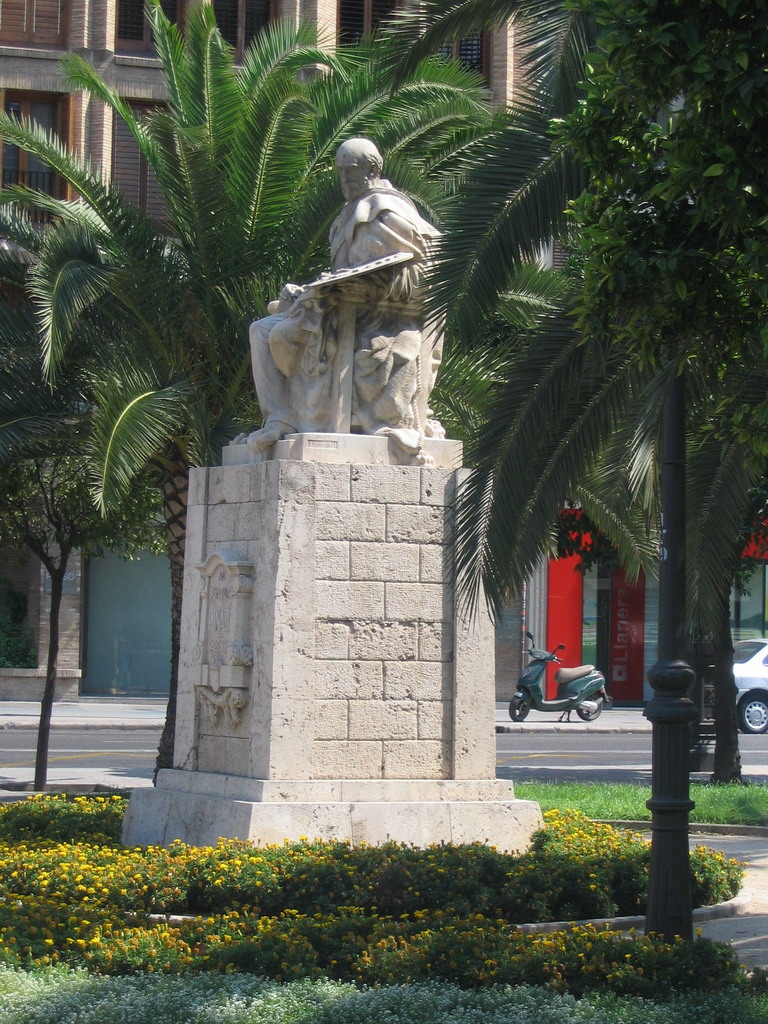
<box><xmin>734</xmin><ymin>638</ymin><xmax>768</xmax><ymax>734</ymax></box>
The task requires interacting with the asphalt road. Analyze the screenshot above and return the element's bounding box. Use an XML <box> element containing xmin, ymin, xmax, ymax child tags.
<box><xmin>0</xmin><ymin>727</ymin><xmax>161</xmax><ymax>788</ymax></box>
<box><xmin>1</xmin><ymin>725</ymin><xmax>768</xmax><ymax>790</ymax></box>
<box><xmin>497</xmin><ymin>730</ymin><xmax>768</xmax><ymax>783</ymax></box>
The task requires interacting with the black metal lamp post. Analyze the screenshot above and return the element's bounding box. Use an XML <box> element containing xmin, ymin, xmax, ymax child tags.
<box><xmin>644</xmin><ymin>370</ymin><xmax>698</xmax><ymax>941</ymax></box>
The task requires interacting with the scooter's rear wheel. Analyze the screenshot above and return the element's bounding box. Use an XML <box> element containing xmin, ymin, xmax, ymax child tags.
<box><xmin>509</xmin><ymin>696</ymin><xmax>531</xmax><ymax>722</ymax></box>
<box><xmin>576</xmin><ymin>698</ymin><xmax>603</xmax><ymax>722</ymax></box>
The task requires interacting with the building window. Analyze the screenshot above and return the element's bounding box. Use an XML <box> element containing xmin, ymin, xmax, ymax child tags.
<box><xmin>0</xmin><ymin>0</ymin><xmax>66</xmax><ymax>47</ymax></box>
<box><xmin>111</xmin><ymin>106</ymin><xmax>166</xmax><ymax>223</ymax></box>
<box><xmin>213</xmin><ymin>0</ymin><xmax>270</xmax><ymax>57</ymax></box>
<box><xmin>117</xmin><ymin>0</ymin><xmax>179</xmax><ymax>51</ymax></box>
<box><xmin>1</xmin><ymin>94</ymin><xmax>66</xmax><ymax>222</ymax></box>
<box><xmin>439</xmin><ymin>32</ymin><xmax>487</xmax><ymax>79</ymax></box>
<box><xmin>338</xmin><ymin>0</ymin><xmax>397</xmax><ymax>45</ymax></box>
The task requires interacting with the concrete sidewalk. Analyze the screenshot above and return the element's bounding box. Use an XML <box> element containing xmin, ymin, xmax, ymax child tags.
<box><xmin>496</xmin><ymin>702</ymin><xmax>651</xmax><ymax>732</ymax></box>
<box><xmin>0</xmin><ymin>698</ymin><xmax>167</xmax><ymax>730</ymax></box>
<box><xmin>0</xmin><ymin>698</ymin><xmax>652</xmax><ymax>732</ymax></box>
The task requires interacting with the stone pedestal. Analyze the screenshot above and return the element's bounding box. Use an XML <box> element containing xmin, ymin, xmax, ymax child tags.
<box><xmin>122</xmin><ymin>435</ymin><xmax>541</xmax><ymax>851</ymax></box>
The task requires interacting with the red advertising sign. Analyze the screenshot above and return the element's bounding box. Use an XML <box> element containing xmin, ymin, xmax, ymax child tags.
<box><xmin>609</xmin><ymin>568</ymin><xmax>646</xmax><ymax>701</ymax></box>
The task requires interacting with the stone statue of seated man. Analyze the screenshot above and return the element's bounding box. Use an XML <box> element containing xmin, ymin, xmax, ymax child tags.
<box><xmin>243</xmin><ymin>137</ymin><xmax>445</xmax><ymax>458</ymax></box>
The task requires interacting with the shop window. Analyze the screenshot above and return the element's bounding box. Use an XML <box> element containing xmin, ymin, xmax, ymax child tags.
<box><xmin>117</xmin><ymin>0</ymin><xmax>180</xmax><ymax>51</ymax></box>
<box><xmin>0</xmin><ymin>0</ymin><xmax>66</xmax><ymax>47</ymax></box>
<box><xmin>338</xmin><ymin>0</ymin><xmax>397</xmax><ymax>44</ymax></box>
<box><xmin>111</xmin><ymin>105</ymin><xmax>166</xmax><ymax>223</ymax></box>
<box><xmin>213</xmin><ymin>0</ymin><xmax>270</xmax><ymax>57</ymax></box>
<box><xmin>1</xmin><ymin>94</ymin><xmax>67</xmax><ymax>222</ymax></box>
<box><xmin>84</xmin><ymin>549</ymin><xmax>171</xmax><ymax>696</ymax></box>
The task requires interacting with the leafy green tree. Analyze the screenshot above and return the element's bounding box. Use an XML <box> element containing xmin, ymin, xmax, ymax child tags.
<box><xmin>0</xmin><ymin>215</ymin><xmax>163</xmax><ymax>789</ymax></box>
<box><xmin>0</xmin><ymin>1</ymin><xmax>496</xmax><ymax>770</ymax></box>
<box><xmin>0</xmin><ymin>455</ymin><xmax>161</xmax><ymax>790</ymax></box>
<box><xmin>562</xmin><ymin>0</ymin><xmax>768</xmax><ymax>449</ymax></box>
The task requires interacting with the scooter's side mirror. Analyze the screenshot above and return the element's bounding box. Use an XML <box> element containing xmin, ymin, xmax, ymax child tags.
<box><xmin>556</xmin><ymin>644</ymin><xmax>566</xmax><ymax>653</ymax></box>
<box><xmin>526</xmin><ymin>632</ymin><xmax>534</xmax><ymax>643</ymax></box>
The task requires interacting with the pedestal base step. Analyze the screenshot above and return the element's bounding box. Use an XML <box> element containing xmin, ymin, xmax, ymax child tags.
<box><xmin>122</xmin><ymin>772</ymin><xmax>542</xmax><ymax>852</ymax></box>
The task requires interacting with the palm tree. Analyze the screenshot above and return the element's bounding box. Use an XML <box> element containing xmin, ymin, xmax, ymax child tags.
<box><xmin>0</xmin><ymin>1</ymin><xmax>497</xmax><ymax>770</ymax></box>
<box><xmin>388</xmin><ymin>6</ymin><xmax>766</xmax><ymax>784</ymax></box>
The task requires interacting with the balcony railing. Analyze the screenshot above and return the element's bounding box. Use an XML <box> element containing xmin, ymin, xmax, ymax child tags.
<box><xmin>2</xmin><ymin>168</ymin><xmax>56</xmax><ymax>224</ymax></box>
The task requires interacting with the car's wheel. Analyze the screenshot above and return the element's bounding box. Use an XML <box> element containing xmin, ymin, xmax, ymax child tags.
<box><xmin>509</xmin><ymin>696</ymin><xmax>531</xmax><ymax>722</ymax></box>
<box><xmin>737</xmin><ymin>695</ymin><xmax>768</xmax><ymax>734</ymax></box>
<box><xmin>576</xmin><ymin>698</ymin><xmax>603</xmax><ymax>722</ymax></box>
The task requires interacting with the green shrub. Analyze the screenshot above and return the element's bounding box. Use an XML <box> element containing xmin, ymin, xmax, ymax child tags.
<box><xmin>0</xmin><ymin>794</ymin><xmax>127</xmax><ymax>846</ymax></box>
<box><xmin>0</xmin><ymin>896</ymin><xmax>743</xmax><ymax>998</ymax></box>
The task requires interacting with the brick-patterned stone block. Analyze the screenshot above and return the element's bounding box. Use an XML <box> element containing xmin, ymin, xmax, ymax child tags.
<box><xmin>383</xmin><ymin>661</ymin><xmax>451</xmax><ymax>701</ymax></box>
<box><xmin>348</xmin><ymin>621</ymin><xmax>419</xmax><ymax>661</ymax></box>
<box><xmin>351</xmin><ymin>464</ymin><xmax>420</xmax><ymax>503</ymax></box>
<box><xmin>315</xmin><ymin>699</ymin><xmax>349</xmax><ymax>740</ymax></box>
<box><xmin>385</xmin><ymin>582</ymin><xmax>450</xmax><ymax>622</ymax></box>
<box><xmin>418</xmin><ymin>622</ymin><xmax>453</xmax><ymax>662</ymax></box>
<box><xmin>314</xmin><ymin>464</ymin><xmax>351</xmax><ymax>502</ymax></box>
<box><xmin>418</xmin><ymin>700</ymin><xmax>452</xmax><ymax>740</ymax></box>
<box><xmin>350</xmin><ymin>542</ymin><xmax>419</xmax><ymax>582</ymax></box>
<box><xmin>313</xmin><ymin>740</ymin><xmax>383</xmax><ymax>779</ymax></box>
<box><xmin>316</xmin><ymin>541</ymin><xmax>350</xmax><ymax>580</ymax></box>
<box><xmin>348</xmin><ymin>699</ymin><xmax>418</xmax><ymax>740</ymax></box>
<box><xmin>419</xmin><ymin>544</ymin><xmax>447</xmax><ymax>583</ymax></box>
<box><xmin>420</xmin><ymin>468</ymin><xmax>456</xmax><ymax>506</ymax></box>
<box><xmin>386</xmin><ymin>505</ymin><xmax>446</xmax><ymax>544</ymax></box>
<box><xmin>316</xmin><ymin>581</ymin><xmax>384</xmax><ymax>619</ymax></box>
<box><xmin>317</xmin><ymin>502</ymin><xmax>385</xmax><ymax>541</ymax></box>
<box><xmin>314</xmin><ymin>660</ymin><xmax>383</xmax><ymax>699</ymax></box>
<box><xmin>315</xmin><ymin>620</ymin><xmax>351</xmax><ymax>660</ymax></box>
<box><xmin>383</xmin><ymin>740</ymin><xmax>450</xmax><ymax>779</ymax></box>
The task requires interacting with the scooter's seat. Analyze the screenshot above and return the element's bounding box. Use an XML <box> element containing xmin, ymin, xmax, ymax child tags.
<box><xmin>554</xmin><ymin>665</ymin><xmax>595</xmax><ymax>684</ymax></box>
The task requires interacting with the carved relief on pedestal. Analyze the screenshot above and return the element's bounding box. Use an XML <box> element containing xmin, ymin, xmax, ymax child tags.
<box><xmin>193</xmin><ymin>551</ymin><xmax>255</xmax><ymax>729</ymax></box>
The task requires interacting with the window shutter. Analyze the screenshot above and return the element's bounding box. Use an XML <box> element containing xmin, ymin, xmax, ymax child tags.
<box><xmin>112</xmin><ymin>115</ymin><xmax>143</xmax><ymax>209</ymax></box>
<box><xmin>112</xmin><ymin>109</ymin><xmax>167</xmax><ymax>224</ymax></box>
<box><xmin>31</xmin><ymin>0</ymin><xmax>65</xmax><ymax>44</ymax></box>
<box><xmin>0</xmin><ymin>0</ymin><xmax>65</xmax><ymax>45</ymax></box>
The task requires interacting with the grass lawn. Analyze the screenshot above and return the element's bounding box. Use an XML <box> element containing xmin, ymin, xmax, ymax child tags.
<box><xmin>515</xmin><ymin>780</ymin><xmax>768</xmax><ymax>825</ymax></box>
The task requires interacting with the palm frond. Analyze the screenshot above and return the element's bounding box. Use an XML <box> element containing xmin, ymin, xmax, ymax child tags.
<box><xmin>29</xmin><ymin>224</ymin><xmax>113</xmax><ymax>376</ymax></box>
<box><xmin>88</xmin><ymin>365</ymin><xmax>191</xmax><ymax>510</ymax></box>
<box><xmin>454</xmin><ymin>317</ymin><xmax>643</xmax><ymax>615</ymax></box>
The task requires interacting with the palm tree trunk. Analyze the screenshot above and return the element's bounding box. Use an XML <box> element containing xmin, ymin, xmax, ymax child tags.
<box><xmin>34</xmin><ymin>560</ymin><xmax>66</xmax><ymax>791</ymax></box>
<box><xmin>154</xmin><ymin>459</ymin><xmax>189</xmax><ymax>777</ymax></box>
<box><xmin>711</xmin><ymin>592</ymin><xmax>742</xmax><ymax>783</ymax></box>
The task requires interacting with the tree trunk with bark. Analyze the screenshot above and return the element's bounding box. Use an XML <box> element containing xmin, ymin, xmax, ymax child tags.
<box><xmin>154</xmin><ymin>460</ymin><xmax>189</xmax><ymax>777</ymax></box>
<box><xmin>34</xmin><ymin>556</ymin><xmax>68</xmax><ymax>791</ymax></box>
<box><xmin>711</xmin><ymin>593</ymin><xmax>742</xmax><ymax>783</ymax></box>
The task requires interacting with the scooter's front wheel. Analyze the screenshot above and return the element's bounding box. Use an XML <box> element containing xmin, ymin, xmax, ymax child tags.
<box><xmin>509</xmin><ymin>696</ymin><xmax>531</xmax><ymax>722</ymax></box>
<box><xmin>576</xmin><ymin>698</ymin><xmax>603</xmax><ymax>722</ymax></box>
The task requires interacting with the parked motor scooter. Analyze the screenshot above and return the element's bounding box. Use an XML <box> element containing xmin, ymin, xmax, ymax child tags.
<box><xmin>509</xmin><ymin>633</ymin><xmax>609</xmax><ymax>722</ymax></box>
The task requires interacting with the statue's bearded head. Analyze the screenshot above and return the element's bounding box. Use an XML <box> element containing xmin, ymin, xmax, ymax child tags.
<box><xmin>336</xmin><ymin>138</ymin><xmax>384</xmax><ymax>201</ymax></box>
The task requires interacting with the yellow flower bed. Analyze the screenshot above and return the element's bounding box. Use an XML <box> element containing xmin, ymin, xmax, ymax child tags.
<box><xmin>0</xmin><ymin>797</ymin><xmax>747</xmax><ymax>996</ymax></box>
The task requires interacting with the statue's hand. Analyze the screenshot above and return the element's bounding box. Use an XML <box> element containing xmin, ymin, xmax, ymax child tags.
<box><xmin>280</xmin><ymin>283</ymin><xmax>304</xmax><ymax>302</ymax></box>
<box><xmin>369</xmin><ymin>335</ymin><xmax>392</xmax><ymax>363</ymax></box>
<box><xmin>267</xmin><ymin>283</ymin><xmax>305</xmax><ymax>314</ymax></box>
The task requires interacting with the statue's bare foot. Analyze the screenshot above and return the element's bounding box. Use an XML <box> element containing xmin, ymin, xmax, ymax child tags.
<box><xmin>424</xmin><ymin>417</ymin><xmax>445</xmax><ymax>440</ymax></box>
<box><xmin>231</xmin><ymin>432</ymin><xmax>249</xmax><ymax>445</ymax></box>
<box><xmin>247</xmin><ymin>420</ymin><xmax>295</xmax><ymax>451</ymax></box>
